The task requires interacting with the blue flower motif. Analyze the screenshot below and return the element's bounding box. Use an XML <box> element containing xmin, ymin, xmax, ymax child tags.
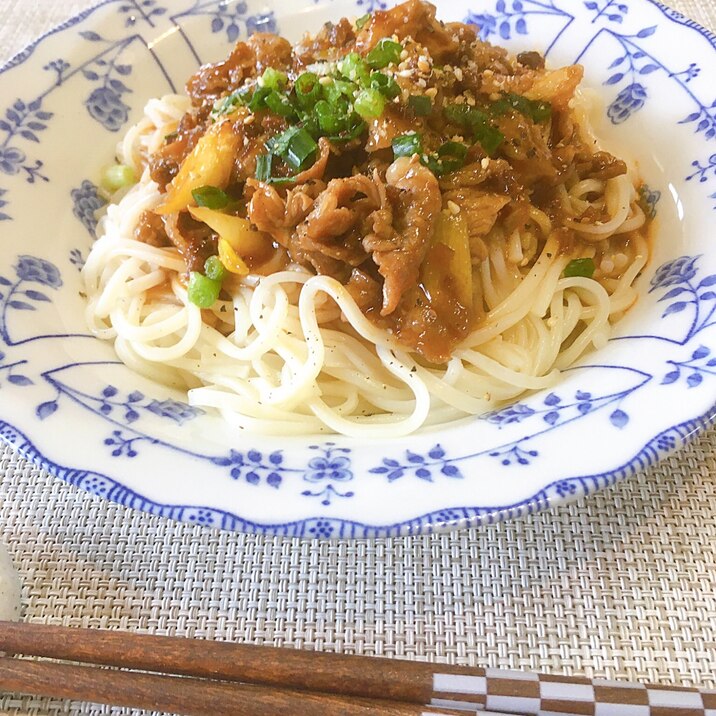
<box><xmin>15</xmin><ymin>256</ymin><xmax>62</xmax><ymax>288</ymax></box>
<box><xmin>484</xmin><ymin>403</ymin><xmax>535</xmax><ymax>425</ymax></box>
<box><xmin>85</xmin><ymin>87</ymin><xmax>129</xmax><ymax>132</ymax></box>
<box><xmin>146</xmin><ymin>399</ymin><xmax>204</xmax><ymax>425</ymax></box>
<box><xmin>0</xmin><ymin>147</ymin><xmax>26</xmax><ymax>175</ymax></box>
<box><xmin>639</xmin><ymin>185</ymin><xmax>661</xmax><ymax>218</ymax></box>
<box><xmin>71</xmin><ymin>180</ymin><xmax>106</xmax><ymax>238</ymax></box>
<box><xmin>305</xmin><ymin>455</ymin><xmax>352</xmax><ymax>482</ymax></box>
<box><xmin>555</xmin><ymin>479</ymin><xmax>579</xmax><ymax>498</ymax></box>
<box><xmin>465</xmin><ymin>12</ymin><xmax>498</xmax><ymax>40</ymax></box>
<box><xmin>307</xmin><ymin>519</ymin><xmax>334</xmax><ymax>538</ymax></box>
<box><xmin>649</xmin><ymin>256</ymin><xmax>699</xmax><ymax>291</ymax></box>
<box><xmin>246</xmin><ymin>12</ymin><xmax>277</xmax><ymax>36</ymax></box>
<box><xmin>607</xmin><ymin>83</ymin><xmax>647</xmax><ymax>124</ymax></box>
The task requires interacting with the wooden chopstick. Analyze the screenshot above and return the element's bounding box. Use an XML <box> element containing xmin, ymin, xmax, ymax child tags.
<box><xmin>0</xmin><ymin>621</ymin><xmax>445</xmax><ymax>705</ymax></box>
<box><xmin>1</xmin><ymin>621</ymin><xmax>712</xmax><ymax>716</ymax></box>
<box><xmin>0</xmin><ymin>656</ymin><xmax>471</xmax><ymax>716</ymax></box>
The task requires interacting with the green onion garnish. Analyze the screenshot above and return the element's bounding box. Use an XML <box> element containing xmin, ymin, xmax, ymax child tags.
<box><xmin>422</xmin><ymin>141</ymin><xmax>470</xmax><ymax>176</ymax></box>
<box><xmin>392</xmin><ymin>132</ymin><xmax>423</xmax><ymax>158</ymax></box>
<box><xmin>563</xmin><ymin>258</ymin><xmax>596</xmax><ymax>279</ymax></box>
<box><xmin>366</xmin><ymin>38</ymin><xmax>402</xmax><ymax>69</ymax></box>
<box><xmin>370</xmin><ymin>71</ymin><xmax>400</xmax><ymax>99</ymax></box>
<box><xmin>265</xmin><ymin>90</ymin><xmax>296</xmax><ymax>118</ymax></box>
<box><xmin>408</xmin><ymin>94</ymin><xmax>432</xmax><ymax>117</ymax></box>
<box><xmin>188</xmin><ymin>272</ymin><xmax>221</xmax><ymax>308</ymax></box>
<box><xmin>444</xmin><ymin>104</ymin><xmax>504</xmax><ymax>156</ymax></box>
<box><xmin>255</xmin><ymin>153</ymin><xmax>273</xmax><ymax>182</ymax></box>
<box><xmin>204</xmin><ymin>255</ymin><xmax>227</xmax><ymax>282</ymax></box>
<box><xmin>284</xmin><ymin>127</ymin><xmax>318</xmax><ymax>170</ymax></box>
<box><xmin>294</xmin><ymin>72</ymin><xmax>322</xmax><ymax>108</ymax></box>
<box><xmin>211</xmin><ymin>87</ymin><xmax>251</xmax><ymax>118</ymax></box>
<box><xmin>266</xmin><ymin>126</ymin><xmax>302</xmax><ymax>156</ymax></box>
<box><xmin>354</xmin><ymin>88</ymin><xmax>386</xmax><ymax>120</ymax></box>
<box><xmin>338</xmin><ymin>52</ymin><xmax>370</xmax><ymax>87</ymax></box>
<box><xmin>323</xmin><ymin>79</ymin><xmax>358</xmax><ymax>104</ymax></box>
<box><xmin>326</xmin><ymin>116</ymin><xmax>367</xmax><ymax>143</ymax></box>
<box><xmin>491</xmin><ymin>92</ymin><xmax>552</xmax><ymax>123</ymax></box>
<box><xmin>192</xmin><ymin>185</ymin><xmax>230</xmax><ymax>210</ymax></box>
<box><xmin>315</xmin><ymin>99</ymin><xmax>347</xmax><ymax>134</ymax></box>
<box><xmin>260</xmin><ymin>67</ymin><xmax>288</xmax><ymax>91</ymax></box>
<box><xmin>355</xmin><ymin>13</ymin><xmax>371</xmax><ymax>30</ymax></box>
<box><xmin>248</xmin><ymin>86</ymin><xmax>272</xmax><ymax>112</ymax></box>
<box><xmin>101</xmin><ymin>164</ymin><xmax>136</xmax><ymax>192</ymax></box>
<box><xmin>474</xmin><ymin>123</ymin><xmax>505</xmax><ymax>156</ymax></box>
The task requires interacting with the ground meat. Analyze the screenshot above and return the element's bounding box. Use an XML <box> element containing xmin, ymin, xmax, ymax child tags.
<box><xmin>186</xmin><ymin>41</ymin><xmax>255</xmax><ymax>108</ymax></box>
<box><xmin>294</xmin><ymin>18</ymin><xmax>356</xmax><ymax>66</ymax></box>
<box><xmin>134</xmin><ymin>210</ymin><xmax>170</xmax><ymax>247</ymax></box>
<box><xmin>575</xmin><ymin>150</ymin><xmax>628</xmax><ymax>181</ymax></box>
<box><xmin>516</xmin><ymin>51</ymin><xmax>545</xmax><ymax>70</ymax></box>
<box><xmin>374</xmin><ymin>156</ymin><xmax>442</xmax><ymax>315</ymax></box>
<box><xmin>163</xmin><ymin>212</ymin><xmax>217</xmax><ymax>273</ymax></box>
<box><xmin>355</xmin><ymin>0</ymin><xmax>460</xmax><ymax>63</ymax></box>
<box><xmin>247</xmin><ymin>33</ymin><xmax>292</xmax><ymax>73</ymax></box>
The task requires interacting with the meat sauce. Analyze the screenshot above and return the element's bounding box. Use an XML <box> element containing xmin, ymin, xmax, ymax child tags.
<box><xmin>139</xmin><ymin>0</ymin><xmax>634</xmax><ymax>364</ymax></box>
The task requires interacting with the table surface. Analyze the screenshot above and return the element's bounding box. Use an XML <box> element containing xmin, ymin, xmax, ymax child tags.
<box><xmin>1</xmin><ymin>0</ymin><xmax>716</xmax><ymax>714</ymax></box>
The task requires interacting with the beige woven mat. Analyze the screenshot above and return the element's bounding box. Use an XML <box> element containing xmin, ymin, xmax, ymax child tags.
<box><xmin>1</xmin><ymin>0</ymin><xmax>716</xmax><ymax>713</ymax></box>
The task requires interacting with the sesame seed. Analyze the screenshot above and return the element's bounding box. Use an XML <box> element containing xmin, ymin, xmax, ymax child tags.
<box><xmin>425</xmin><ymin>87</ymin><xmax>438</xmax><ymax>99</ymax></box>
<box><xmin>400</xmin><ymin>49</ymin><xmax>409</xmax><ymax>60</ymax></box>
<box><xmin>319</xmin><ymin>76</ymin><xmax>333</xmax><ymax>86</ymax></box>
<box><xmin>447</xmin><ymin>200</ymin><xmax>460</xmax><ymax>215</ymax></box>
<box><xmin>454</xmin><ymin>95</ymin><xmax>465</xmax><ymax>105</ymax></box>
<box><xmin>466</xmin><ymin>95</ymin><xmax>475</xmax><ymax>106</ymax></box>
<box><xmin>454</xmin><ymin>67</ymin><xmax>463</xmax><ymax>81</ymax></box>
<box><xmin>481</xmin><ymin>157</ymin><xmax>490</xmax><ymax>170</ymax></box>
<box><xmin>417</xmin><ymin>78</ymin><xmax>427</xmax><ymax>88</ymax></box>
<box><xmin>417</xmin><ymin>57</ymin><xmax>430</xmax><ymax>73</ymax></box>
<box><xmin>398</xmin><ymin>69</ymin><xmax>414</xmax><ymax>78</ymax></box>
<box><xmin>244</xmin><ymin>114</ymin><xmax>255</xmax><ymax>125</ymax></box>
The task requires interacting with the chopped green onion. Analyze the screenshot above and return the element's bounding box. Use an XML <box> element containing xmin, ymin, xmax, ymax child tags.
<box><xmin>192</xmin><ymin>185</ymin><xmax>230</xmax><ymax>210</ymax></box>
<box><xmin>323</xmin><ymin>78</ymin><xmax>358</xmax><ymax>104</ymax></box>
<box><xmin>354</xmin><ymin>88</ymin><xmax>386</xmax><ymax>120</ymax></box>
<box><xmin>338</xmin><ymin>52</ymin><xmax>370</xmax><ymax>87</ymax></box>
<box><xmin>366</xmin><ymin>38</ymin><xmax>402</xmax><ymax>69</ymax></box>
<box><xmin>265</xmin><ymin>90</ymin><xmax>296</xmax><ymax>118</ymax></box>
<box><xmin>266</xmin><ymin>126</ymin><xmax>302</xmax><ymax>156</ymax></box>
<box><xmin>491</xmin><ymin>92</ymin><xmax>552</xmax><ymax>123</ymax></box>
<box><xmin>188</xmin><ymin>272</ymin><xmax>221</xmax><ymax>308</ymax></box>
<box><xmin>422</xmin><ymin>141</ymin><xmax>470</xmax><ymax>176</ymax></box>
<box><xmin>474</xmin><ymin>123</ymin><xmax>505</xmax><ymax>156</ymax></box>
<box><xmin>563</xmin><ymin>258</ymin><xmax>596</xmax><ymax>279</ymax></box>
<box><xmin>392</xmin><ymin>132</ymin><xmax>423</xmax><ymax>158</ymax></box>
<box><xmin>101</xmin><ymin>164</ymin><xmax>136</xmax><ymax>192</ymax></box>
<box><xmin>260</xmin><ymin>67</ymin><xmax>288</xmax><ymax>91</ymax></box>
<box><xmin>284</xmin><ymin>127</ymin><xmax>318</xmax><ymax>170</ymax></box>
<box><xmin>255</xmin><ymin>153</ymin><xmax>273</xmax><ymax>182</ymax></box>
<box><xmin>294</xmin><ymin>72</ymin><xmax>322</xmax><ymax>108</ymax></box>
<box><xmin>204</xmin><ymin>255</ymin><xmax>227</xmax><ymax>282</ymax></box>
<box><xmin>211</xmin><ymin>87</ymin><xmax>251</xmax><ymax>118</ymax></box>
<box><xmin>248</xmin><ymin>86</ymin><xmax>272</xmax><ymax>112</ymax></box>
<box><xmin>315</xmin><ymin>99</ymin><xmax>346</xmax><ymax>134</ymax></box>
<box><xmin>355</xmin><ymin>13</ymin><xmax>371</xmax><ymax>30</ymax></box>
<box><xmin>443</xmin><ymin>104</ymin><xmax>504</xmax><ymax>156</ymax></box>
<box><xmin>327</xmin><ymin>116</ymin><xmax>367</xmax><ymax>143</ymax></box>
<box><xmin>370</xmin><ymin>71</ymin><xmax>400</xmax><ymax>99</ymax></box>
<box><xmin>408</xmin><ymin>94</ymin><xmax>432</xmax><ymax>117</ymax></box>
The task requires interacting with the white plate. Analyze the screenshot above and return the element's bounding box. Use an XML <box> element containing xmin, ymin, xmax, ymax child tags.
<box><xmin>1</xmin><ymin>0</ymin><xmax>715</xmax><ymax>537</ymax></box>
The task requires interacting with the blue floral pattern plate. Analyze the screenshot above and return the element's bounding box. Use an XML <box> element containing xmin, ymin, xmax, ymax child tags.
<box><xmin>1</xmin><ymin>0</ymin><xmax>715</xmax><ymax>538</ymax></box>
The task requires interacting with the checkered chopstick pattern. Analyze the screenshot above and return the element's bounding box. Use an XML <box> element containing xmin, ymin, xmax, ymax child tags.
<box><xmin>430</xmin><ymin>670</ymin><xmax>716</xmax><ymax>715</ymax></box>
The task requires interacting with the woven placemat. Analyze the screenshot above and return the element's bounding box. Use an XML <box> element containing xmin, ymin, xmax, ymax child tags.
<box><xmin>1</xmin><ymin>0</ymin><xmax>715</xmax><ymax>714</ymax></box>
